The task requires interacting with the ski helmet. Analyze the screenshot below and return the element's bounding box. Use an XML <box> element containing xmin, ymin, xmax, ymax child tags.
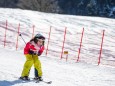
<box><xmin>34</xmin><ymin>33</ymin><xmax>45</xmax><ymax>44</ymax></box>
<box><xmin>35</xmin><ymin>33</ymin><xmax>45</xmax><ymax>40</ymax></box>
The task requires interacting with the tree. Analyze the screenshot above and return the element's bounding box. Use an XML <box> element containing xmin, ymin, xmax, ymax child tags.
<box><xmin>17</xmin><ymin>0</ymin><xmax>59</xmax><ymax>13</ymax></box>
<box><xmin>86</xmin><ymin>0</ymin><xmax>98</xmax><ymax>16</ymax></box>
<box><xmin>0</xmin><ymin>0</ymin><xmax>19</xmax><ymax>8</ymax></box>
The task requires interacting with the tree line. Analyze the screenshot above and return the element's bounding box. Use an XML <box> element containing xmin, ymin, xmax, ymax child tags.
<box><xmin>0</xmin><ymin>0</ymin><xmax>115</xmax><ymax>18</ymax></box>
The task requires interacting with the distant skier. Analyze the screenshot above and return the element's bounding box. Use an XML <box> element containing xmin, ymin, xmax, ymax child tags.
<box><xmin>20</xmin><ymin>33</ymin><xmax>45</xmax><ymax>81</ymax></box>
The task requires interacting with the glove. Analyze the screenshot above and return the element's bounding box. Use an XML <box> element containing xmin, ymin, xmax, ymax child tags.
<box><xmin>29</xmin><ymin>49</ymin><xmax>34</xmax><ymax>54</ymax></box>
<box><xmin>38</xmin><ymin>51</ymin><xmax>41</xmax><ymax>56</ymax></box>
<box><xmin>29</xmin><ymin>49</ymin><xmax>37</xmax><ymax>55</ymax></box>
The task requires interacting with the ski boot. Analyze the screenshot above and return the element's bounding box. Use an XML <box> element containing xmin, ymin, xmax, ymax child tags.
<box><xmin>34</xmin><ymin>77</ymin><xmax>43</xmax><ymax>81</ymax></box>
<box><xmin>19</xmin><ymin>76</ymin><xmax>30</xmax><ymax>81</ymax></box>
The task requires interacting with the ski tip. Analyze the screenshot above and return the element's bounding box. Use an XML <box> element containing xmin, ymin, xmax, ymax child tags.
<box><xmin>47</xmin><ymin>81</ymin><xmax>52</xmax><ymax>84</ymax></box>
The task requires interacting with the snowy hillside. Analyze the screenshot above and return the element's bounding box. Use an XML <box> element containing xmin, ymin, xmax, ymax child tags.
<box><xmin>0</xmin><ymin>8</ymin><xmax>115</xmax><ymax>86</ymax></box>
<box><xmin>0</xmin><ymin>47</ymin><xmax>115</xmax><ymax>86</ymax></box>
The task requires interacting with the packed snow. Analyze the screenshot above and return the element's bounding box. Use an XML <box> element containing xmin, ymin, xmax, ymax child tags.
<box><xmin>0</xmin><ymin>8</ymin><xmax>115</xmax><ymax>86</ymax></box>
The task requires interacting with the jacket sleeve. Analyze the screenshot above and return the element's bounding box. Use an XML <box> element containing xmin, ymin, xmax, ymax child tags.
<box><xmin>24</xmin><ymin>42</ymin><xmax>31</xmax><ymax>54</ymax></box>
<box><xmin>29</xmin><ymin>44</ymin><xmax>36</xmax><ymax>50</ymax></box>
<box><xmin>24</xmin><ymin>42</ymin><xmax>36</xmax><ymax>54</ymax></box>
<box><xmin>38</xmin><ymin>46</ymin><xmax>45</xmax><ymax>56</ymax></box>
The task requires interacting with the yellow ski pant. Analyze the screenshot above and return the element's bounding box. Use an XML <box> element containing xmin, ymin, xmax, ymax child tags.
<box><xmin>21</xmin><ymin>54</ymin><xmax>42</xmax><ymax>77</ymax></box>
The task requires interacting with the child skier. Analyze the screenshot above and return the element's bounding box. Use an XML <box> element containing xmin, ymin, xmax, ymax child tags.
<box><xmin>20</xmin><ymin>33</ymin><xmax>45</xmax><ymax>81</ymax></box>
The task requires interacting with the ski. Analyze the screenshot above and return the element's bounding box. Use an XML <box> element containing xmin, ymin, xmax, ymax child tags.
<box><xmin>41</xmin><ymin>80</ymin><xmax>52</xmax><ymax>84</ymax></box>
<box><xmin>36</xmin><ymin>80</ymin><xmax>52</xmax><ymax>84</ymax></box>
<box><xmin>17</xmin><ymin>77</ymin><xmax>52</xmax><ymax>84</ymax></box>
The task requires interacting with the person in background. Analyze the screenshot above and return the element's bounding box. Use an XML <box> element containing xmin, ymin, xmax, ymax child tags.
<box><xmin>20</xmin><ymin>33</ymin><xmax>45</xmax><ymax>81</ymax></box>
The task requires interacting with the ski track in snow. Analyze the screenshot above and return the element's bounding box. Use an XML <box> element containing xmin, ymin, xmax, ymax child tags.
<box><xmin>0</xmin><ymin>8</ymin><xmax>115</xmax><ymax>86</ymax></box>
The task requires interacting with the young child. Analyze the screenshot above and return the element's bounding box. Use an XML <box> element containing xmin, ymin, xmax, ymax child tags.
<box><xmin>20</xmin><ymin>34</ymin><xmax>45</xmax><ymax>81</ymax></box>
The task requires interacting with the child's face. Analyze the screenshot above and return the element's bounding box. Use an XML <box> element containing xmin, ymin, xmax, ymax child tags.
<box><xmin>37</xmin><ymin>39</ymin><xmax>44</xmax><ymax>46</ymax></box>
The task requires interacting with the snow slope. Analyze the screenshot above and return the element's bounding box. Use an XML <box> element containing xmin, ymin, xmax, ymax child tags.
<box><xmin>0</xmin><ymin>8</ymin><xmax>115</xmax><ymax>86</ymax></box>
<box><xmin>0</xmin><ymin>47</ymin><xmax>115</xmax><ymax>86</ymax></box>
